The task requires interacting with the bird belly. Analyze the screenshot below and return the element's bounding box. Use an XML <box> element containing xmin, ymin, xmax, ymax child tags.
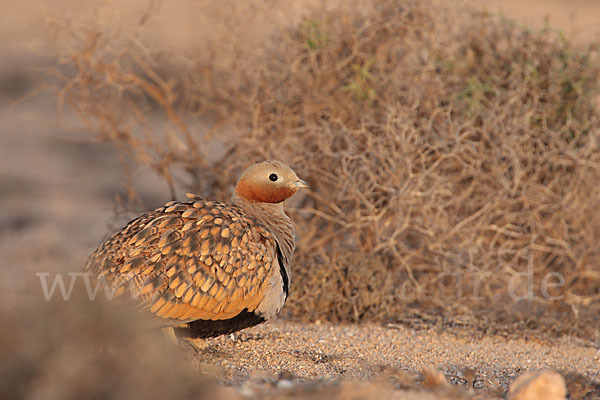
<box><xmin>181</xmin><ymin>309</ymin><xmax>265</xmax><ymax>338</ymax></box>
<box><xmin>176</xmin><ymin>261</ymin><xmax>287</xmax><ymax>338</ymax></box>
<box><xmin>255</xmin><ymin>266</ymin><xmax>286</xmax><ymax>320</ymax></box>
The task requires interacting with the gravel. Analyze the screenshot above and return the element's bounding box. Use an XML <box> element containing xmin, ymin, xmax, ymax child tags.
<box><xmin>195</xmin><ymin>320</ymin><xmax>599</xmax><ymax>395</ymax></box>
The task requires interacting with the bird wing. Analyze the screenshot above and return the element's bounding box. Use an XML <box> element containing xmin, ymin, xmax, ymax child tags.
<box><xmin>85</xmin><ymin>200</ymin><xmax>279</xmax><ymax>323</ymax></box>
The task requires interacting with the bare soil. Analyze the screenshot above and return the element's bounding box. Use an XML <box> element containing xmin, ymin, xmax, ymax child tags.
<box><xmin>202</xmin><ymin>320</ymin><xmax>599</xmax><ymax>388</ymax></box>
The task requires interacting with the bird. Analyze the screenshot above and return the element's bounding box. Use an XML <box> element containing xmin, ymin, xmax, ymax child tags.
<box><xmin>85</xmin><ymin>160</ymin><xmax>308</xmax><ymax>339</ymax></box>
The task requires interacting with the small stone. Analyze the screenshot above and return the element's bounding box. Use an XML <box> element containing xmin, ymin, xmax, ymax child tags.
<box><xmin>507</xmin><ymin>370</ymin><xmax>566</xmax><ymax>400</ymax></box>
<box><xmin>276</xmin><ymin>379</ymin><xmax>294</xmax><ymax>389</ymax></box>
<box><xmin>421</xmin><ymin>367</ymin><xmax>450</xmax><ymax>388</ymax></box>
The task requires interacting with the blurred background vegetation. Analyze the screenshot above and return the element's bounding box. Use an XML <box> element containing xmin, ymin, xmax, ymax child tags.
<box><xmin>39</xmin><ymin>0</ymin><xmax>600</xmax><ymax>339</ymax></box>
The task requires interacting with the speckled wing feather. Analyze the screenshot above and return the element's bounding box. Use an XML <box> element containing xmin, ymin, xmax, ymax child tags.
<box><xmin>85</xmin><ymin>200</ymin><xmax>278</xmax><ymax>324</ymax></box>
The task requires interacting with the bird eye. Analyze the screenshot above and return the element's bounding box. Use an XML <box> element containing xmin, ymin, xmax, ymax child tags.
<box><xmin>269</xmin><ymin>173</ymin><xmax>278</xmax><ymax>182</ymax></box>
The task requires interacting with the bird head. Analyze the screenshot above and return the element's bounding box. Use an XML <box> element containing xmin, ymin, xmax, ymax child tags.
<box><xmin>234</xmin><ymin>161</ymin><xmax>308</xmax><ymax>203</ymax></box>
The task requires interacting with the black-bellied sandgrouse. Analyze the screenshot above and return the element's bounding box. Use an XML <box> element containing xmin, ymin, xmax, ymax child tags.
<box><xmin>85</xmin><ymin>161</ymin><xmax>308</xmax><ymax>338</ymax></box>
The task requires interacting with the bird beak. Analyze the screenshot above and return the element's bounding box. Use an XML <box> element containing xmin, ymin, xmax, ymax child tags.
<box><xmin>293</xmin><ymin>179</ymin><xmax>309</xmax><ymax>189</ymax></box>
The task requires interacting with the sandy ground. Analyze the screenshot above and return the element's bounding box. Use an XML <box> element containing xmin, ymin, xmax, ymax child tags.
<box><xmin>201</xmin><ymin>321</ymin><xmax>599</xmax><ymax>388</ymax></box>
<box><xmin>1</xmin><ymin>0</ymin><xmax>600</xmax><ymax>398</ymax></box>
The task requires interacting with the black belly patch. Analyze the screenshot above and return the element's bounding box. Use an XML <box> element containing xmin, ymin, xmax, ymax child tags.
<box><xmin>176</xmin><ymin>309</ymin><xmax>265</xmax><ymax>338</ymax></box>
<box><xmin>275</xmin><ymin>244</ymin><xmax>289</xmax><ymax>299</ymax></box>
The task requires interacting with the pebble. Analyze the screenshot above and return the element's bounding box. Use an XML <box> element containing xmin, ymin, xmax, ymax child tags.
<box><xmin>421</xmin><ymin>367</ymin><xmax>450</xmax><ymax>388</ymax></box>
<box><xmin>276</xmin><ymin>379</ymin><xmax>295</xmax><ymax>389</ymax></box>
<box><xmin>507</xmin><ymin>370</ymin><xmax>566</xmax><ymax>400</ymax></box>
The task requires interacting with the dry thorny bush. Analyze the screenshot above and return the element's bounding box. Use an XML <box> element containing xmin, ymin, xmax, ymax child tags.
<box><xmin>47</xmin><ymin>0</ymin><xmax>600</xmax><ymax>338</ymax></box>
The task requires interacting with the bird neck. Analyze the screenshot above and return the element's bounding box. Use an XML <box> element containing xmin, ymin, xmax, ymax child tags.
<box><xmin>231</xmin><ymin>196</ymin><xmax>296</xmax><ymax>264</ymax></box>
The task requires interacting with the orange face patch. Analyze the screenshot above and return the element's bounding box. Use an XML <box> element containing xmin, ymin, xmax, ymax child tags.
<box><xmin>235</xmin><ymin>178</ymin><xmax>297</xmax><ymax>203</ymax></box>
